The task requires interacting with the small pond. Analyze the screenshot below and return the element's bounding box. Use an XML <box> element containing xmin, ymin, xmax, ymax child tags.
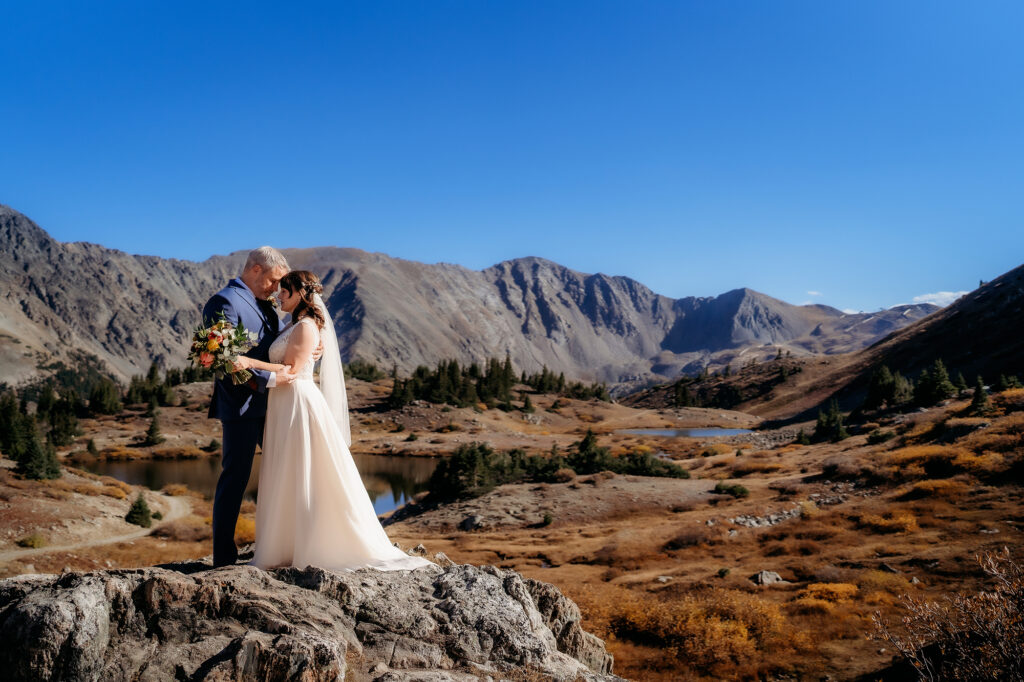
<box><xmin>85</xmin><ymin>453</ymin><xmax>439</xmax><ymax>516</ymax></box>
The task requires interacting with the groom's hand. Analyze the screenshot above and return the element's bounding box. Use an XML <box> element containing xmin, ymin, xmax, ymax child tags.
<box><xmin>276</xmin><ymin>367</ymin><xmax>298</xmax><ymax>385</ymax></box>
<box><xmin>312</xmin><ymin>339</ymin><xmax>324</xmax><ymax>362</ymax></box>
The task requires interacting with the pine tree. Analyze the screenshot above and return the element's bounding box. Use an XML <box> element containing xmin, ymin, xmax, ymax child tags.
<box><xmin>521</xmin><ymin>393</ymin><xmax>535</xmax><ymax>414</ymax></box>
<box><xmin>18</xmin><ymin>432</ymin><xmax>61</xmax><ymax>480</ymax></box>
<box><xmin>891</xmin><ymin>372</ymin><xmax>914</xmax><ymax>406</ymax></box>
<box><xmin>864</xmin><ymin>365</ymin><xmax>895</xmax><ymax>410</ymax></box>
<box><xmin>955</xmin><ymin>372</ymin><xmax>969</xmax><ymax>394</ymax></box>
<box><xmin>814</xmin><ymin>398</ymin><xmax>849</xmax><ymax>442</ymax></box>
<box><xmin>995</xmin><ymin>375</ymin><xmax>1011</xmax><ymax>392</ymax></box>
<box><xmin>125</xmin><ymin>493</ymin><xmax>152</xmax><ymax>528</ymax></box>
<box><xmin>970</xmin><ymin>376</ymin><xmax>991</xmax><ymax>415</ymax></box>
<box><xmin>144</xmin><ymin>414</ymin><xmax>165</xmax><ymax>446</ymax></box>
<box><xmin>87</xmin><ymin>438</ymin><xmax>98</xmax><ymax>455</ymax></box>
<box><xmin>89</xmin><ymin>378</ymin><xmax>122</xmax><ymax>415</ymax></box>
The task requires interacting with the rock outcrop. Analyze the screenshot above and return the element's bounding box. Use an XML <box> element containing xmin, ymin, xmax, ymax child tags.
<box><xmin>0</xmin><ymin>204</ymin><xmax>936</xmax><ymax>388</ymax></box>
<box><xmin>0</xmin><ymin>558</ymin><xmax>620</xmax><ymax>681</ymax></box>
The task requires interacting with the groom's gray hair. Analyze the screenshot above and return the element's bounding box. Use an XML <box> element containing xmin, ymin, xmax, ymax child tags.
<box><xmin>243</xmin><ymin>246</ymin><xmax>289</xmax><ymax>274</ymax></box>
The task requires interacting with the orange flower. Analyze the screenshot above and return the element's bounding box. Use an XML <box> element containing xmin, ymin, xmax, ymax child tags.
<box><xmin>207</xmin><ymin>339</ymin><xmax>220</xmax><ymax>351</ymax></box>
<box><xmin>199</xmin><ymin>352</ymin><xmax>215</xmax><ymax>368</ymax></box>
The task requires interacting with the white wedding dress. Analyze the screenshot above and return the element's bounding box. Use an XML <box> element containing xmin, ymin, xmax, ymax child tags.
<box><xmin>251</xmin><ymin>315</ymin><xmax>433</xmax><ymax>572</ymax></box>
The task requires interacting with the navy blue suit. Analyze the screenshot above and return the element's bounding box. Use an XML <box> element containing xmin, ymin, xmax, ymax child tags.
<box><xmin>202</xmin><ymin>279</ymin><xmax>281</xmax><ymax>567</ymax></box>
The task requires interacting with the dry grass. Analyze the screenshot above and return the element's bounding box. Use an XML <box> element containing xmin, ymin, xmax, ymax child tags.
<box><xmin>234</xmin><ymin>516</ymin><xmax>256</xmax><ymax>544</ymax></box>
<box><xmin>800</xmin><ymin>583</ymin><xmax>859</xmax><ymax>602</ymax></box>
<box><xmin>152</xmin><ymin>515</ymin><xmax>212</xmax><ymax>543</ymax></box>
<box><xmin>573</xmin><ymin>583</ymin><xmax>809</xmax><ymax>679</ymax></box>
<box><xmin>729</xmin><ymin>461</ymin><xmax>784</xmax><ymax>477</ymax></box>
<box><xmin>857</xmin><ymin>511</ymin><xmax>918</xmax><ymax>534</ymax></box>
<box><xmin>994</xmin><ymin>387</ymin><xmax>1024</xmax><ymax>412</ymax></box>
<box><xmin>896</xmin><ymin>478</ymin><xmax>971</xmax><ymax>501</ymax></box>
<box><xmin>151</xmin><ymin>446</ymin><xmax>206</xmax><ymax>459</ymax></box>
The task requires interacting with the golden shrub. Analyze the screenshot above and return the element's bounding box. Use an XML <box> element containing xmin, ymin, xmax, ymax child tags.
<box><xmin>800</xmin><ymin>583</ymin><xmax>859</xmax><ymax>602</ymax></box>
<box><xmin>858</xmin><ymin>511</ymin><xmax>918</xmax><ymax>533</ymax></box>
<box><xmin>994</xmin><ymin>387</ymin><xmax>1024</xmax><ymax>412</ymax></box>
<box><xmin>786</xmin><ymin>597</ymin><xmax>833</xmax><ymax>616</ymax></box>
<box><xmin>152</xmin><ymin>446</ymin><xmax>205</xmax><ymax>459</ymax></box>
<box><xmin>234</xmin><ymin>517</ymin><xmax>256</xmax><ymax>544</ymax></box>
<box><xmin>161</xmin><ymin>483</ymin><xmax>192</xmax><ymax>496</ymax></box>
<box><xmin>898</xmin><ymin>478</ymin><xmax>970</xmax><ymax>500</ymax></box>
<box><xmin>858</xmin><ymin>570</ymin><xmax>913</xmax><ymax>594</ymax></box>
<box><xmin>101</xmin><ymin>486</ymin><xmax>127</xmax><ymax>499</ymax></box>
<box><xmin>951</xmin><ymin>450</ymin><xmax>1007</xmax><ymax>476</ymax></box>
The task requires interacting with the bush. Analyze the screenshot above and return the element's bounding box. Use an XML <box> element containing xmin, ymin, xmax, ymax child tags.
<box><xmin>541</xmin><ymin>512</ymin><xmax>553</xmax><ymax>526</ymax></box>
<box><xmin>872</xmin><ymin>549</ymin><xmax>1024</xmax><ymax>682</ymax></box>
<box><xmin>714</xmin><ymin>482</ymin><xmax>749</xmax><ymax>498</ymax></box>
<box><xmin>125</xmin><ymin>493</ymin><xmax>153</xmax><ymax>528</ymax></box>
<box><xmin>152</xmin><ymin>516</ymin><xmax>212</xmax><ymax>542</ymax></box>
<box><xmin>404</xmin><ymin>433</ymin><xmax>418</xmax><ymax>442</ymax></box>
<box><xmin>16</xmin><ymin>533</ymin><xmax>47</xmax><ymax>548</ymax></box>
<box><xmin>867</xmin><ymin>429</ymin><xmax>895</xmax><ymax>444</ymax></box>
<box><xmin>858</xmin><ymin>511</ymin><xmax>917</xmax><ymax>534</ymax></box>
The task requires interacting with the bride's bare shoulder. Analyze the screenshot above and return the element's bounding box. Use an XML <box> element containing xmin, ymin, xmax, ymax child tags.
<box><xmin>288</xmin><ymin>317</ymin><xmax>319</xmax><ymax>343</ymax></box>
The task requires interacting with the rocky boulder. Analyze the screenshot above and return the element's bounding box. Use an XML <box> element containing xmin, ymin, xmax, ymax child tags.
<box><xmin>0</xmin><ymin>559</ymin><xmax>620</xmax><ymax>681</ymax></box>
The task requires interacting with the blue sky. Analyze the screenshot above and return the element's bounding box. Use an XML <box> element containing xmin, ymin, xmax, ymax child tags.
<box><xmin>2</xmin><ymin>2</ymin><xmax>1022</xmax><ymax>312</ymax></box>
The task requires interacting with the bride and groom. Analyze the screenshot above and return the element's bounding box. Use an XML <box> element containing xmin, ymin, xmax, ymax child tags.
<box><xmin>203</xmin><ymin>246</ymin><xmax>431</xmax><ymax>572</ymax></box>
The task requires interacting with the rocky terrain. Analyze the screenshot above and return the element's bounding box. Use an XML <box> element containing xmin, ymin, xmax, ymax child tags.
<box><xmin>0</xmin><ymin>556</ymin><xmax>619</xmax><ymax>681</ymax></box>
<box><xmin>0</xmin><ymin>204</ymin><xmax>935</xmax><ymax>389</ymax></box>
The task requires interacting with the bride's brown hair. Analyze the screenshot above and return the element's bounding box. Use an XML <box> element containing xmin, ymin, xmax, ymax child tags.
<box><xmin>280</xmin><ymin>270</ymin><xmax>326</xmax><ymax>329</ymax></box>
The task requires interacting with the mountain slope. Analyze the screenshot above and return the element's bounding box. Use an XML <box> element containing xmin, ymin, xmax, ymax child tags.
<box><xmin>0</xmin><ymin>205</ymin><xmax>936</xmax><ymax>387</ymax></box>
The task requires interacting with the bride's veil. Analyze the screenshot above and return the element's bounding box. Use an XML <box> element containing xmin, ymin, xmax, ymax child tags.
<box><xmin>312</xmin><ymin>293</ymin><xmax>352</xmax><ymax>447</ymax></box>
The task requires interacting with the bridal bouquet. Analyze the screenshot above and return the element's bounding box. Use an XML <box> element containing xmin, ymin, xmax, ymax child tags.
<box><xmin>188</xmin><ymin>313</ymin><xmax>260</xmax><ymax>385</ymax></box>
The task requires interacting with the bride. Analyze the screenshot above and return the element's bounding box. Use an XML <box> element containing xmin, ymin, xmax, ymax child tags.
<box><xmin>232</xmin><ymin>270</ymin><xmax>432</xmax><ymax>572</ymax></box>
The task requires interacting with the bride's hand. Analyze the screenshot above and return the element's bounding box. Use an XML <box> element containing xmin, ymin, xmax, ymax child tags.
<box><xmin>232</xmin><ymin>356</ymin><xmax>252</xmax><ymax>371</ymax></box>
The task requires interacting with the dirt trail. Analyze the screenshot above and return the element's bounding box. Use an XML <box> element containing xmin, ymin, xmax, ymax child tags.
<box><xmin>0</xmin><ymin>494</ymin><xmax>190</xmax><ymax>562</ymax></box>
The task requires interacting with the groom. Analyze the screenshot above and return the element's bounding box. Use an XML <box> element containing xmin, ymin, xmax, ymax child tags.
<box><xmin>203</xmin><ymin>246</ymin><xmax>296</xmax><ymax>567</ymax></box>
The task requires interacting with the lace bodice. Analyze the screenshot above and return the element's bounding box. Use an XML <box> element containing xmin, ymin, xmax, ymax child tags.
<box><xmin>268</xmin><ymin>318</ymin><xmax>318</xmax><ymax>380</ymax></box>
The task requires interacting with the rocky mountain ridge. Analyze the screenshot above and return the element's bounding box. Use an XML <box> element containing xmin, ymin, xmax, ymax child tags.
<box><xmin>0</xmin><ymin>204</ymin><xmax>937</xmax><ymax>388</ymax></box>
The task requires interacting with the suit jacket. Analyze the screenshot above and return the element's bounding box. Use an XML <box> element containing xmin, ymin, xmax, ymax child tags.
<box><xmin>202</xmin><ymin>279</ymin><xmax>282</xmax><ymax>422</ymax></box>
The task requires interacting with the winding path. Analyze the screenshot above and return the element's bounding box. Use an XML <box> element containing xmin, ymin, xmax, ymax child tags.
<box><xmin>0</xmin><ymin>493</ymin><xmax>191</xmax><ymax>563</ymax></box>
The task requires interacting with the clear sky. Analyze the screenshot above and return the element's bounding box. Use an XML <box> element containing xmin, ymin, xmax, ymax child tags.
<box><xmin>2</xmin><ymin>2</ymin><xmax>1022</xmax><ymax>312</ymax></box>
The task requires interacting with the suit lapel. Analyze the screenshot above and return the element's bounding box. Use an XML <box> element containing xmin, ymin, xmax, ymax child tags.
<box><xmin>229</xmin><ymin>280</ymin><xmax>271</xmax><ymax>334</ymax></box>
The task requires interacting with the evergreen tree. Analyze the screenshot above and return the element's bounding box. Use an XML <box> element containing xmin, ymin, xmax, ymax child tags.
<box><xmin>18</xmin><ymin>432</ymin><xmax>61</xmax><ymax>480</ymax></box>
<box><xmin>88</xmin><ymin>378</ymin><xmax>122</xmax><ymax>415</ymax></box>
<box><xmin>87</xmin><ymin>438</ymin><xmax>98</xmax><ymax>455</ymax></box>
<box><xmin>814</xmin><ymin>398</ymin><xmax>849</xmax><ymax>442</ymax></box>
<box><xmin>146</xmin><ymin>361</ymin><xmax>161</xmax><ymax>386</ymax></box>
<box><xmin>864</xmin><ymin>365</ymin><xmax>894</xmax><ymax>410</ymax></box>
<box><xmin>891</xmin><ymin>372</ymin><xmax>914</xmax><ymax>406</ymax></box>
<box><xmin>673</xmin><ymin>382</ymin><xmax>693</xmax><ymax>408</ymax></box>
<box><xmin>914</xmin><ymin>359</ymin><xmax>956</xmax><ymax>406</ymax></box>
<box><xmin>125</xmin><ymin>493</ymin><xmax>152</xmax><ymax>528</ymax></box>
<box><xmin>995</xmin><ymin>375</ymin><xmax>1012</xmax><ymax>392</ymax></box>
<box><xmin>144</xmin><ymin>414</ymin><xmax>165</xmax><ymax>446</ymax></box>
<box><xmin>970</xmin><ymin>376</ymin><xmax>991</xmax><ymax>415</ymax></box>
<box><xmin>955</xmin><ymin>372</ymin><xmax>969</xmax><ymax>394</ymax></box>
<box><xmin>795</xmin><ymin>428</ymin><xmax>811</xmax><ymax>445</ymax></box>
<box><xmin>567</xmin><ymin>429</ymin><xmax>614</xmax><ymax>474</ymax></box>
<box><xmin>521</xmin><ymin>393</ymin><xmax>535</xmax><ymax>413</ymax></box>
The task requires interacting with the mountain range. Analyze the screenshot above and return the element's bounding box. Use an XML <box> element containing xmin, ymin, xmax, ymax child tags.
<box><xmin>0</xmin><ymin>204</ymin><xmax>938</xmax><ymax>390</ymax></box>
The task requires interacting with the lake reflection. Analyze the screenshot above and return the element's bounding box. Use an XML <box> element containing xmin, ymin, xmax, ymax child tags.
<box><xmin>615</xmin><ymin>427</ymin><xmax>753</xmax><ymax>437</ymax></box>
<box><xmin>85</xmin><ymin>453</ymin><xmax>438</xmax><ymax>516</ymax></box>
